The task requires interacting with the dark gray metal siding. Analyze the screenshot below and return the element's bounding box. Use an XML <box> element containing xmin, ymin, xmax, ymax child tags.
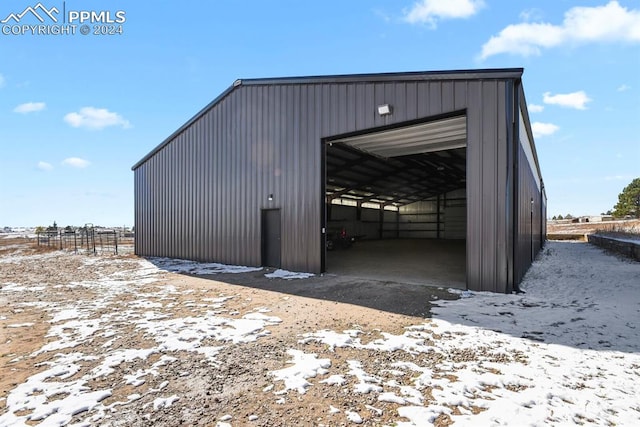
<box><xmin>513</xmin><ymin>86</ymin><xmax>546</xmax><ymax>286</ymax></box>
<box><xmin>514</xmin><ymin>145</ymin><xmax>545</xmax><ymax>284</ymax></box>
<box><xmin>464</xmin><ymin>80</ymin><xmax>511</xmax><ymax>292</ymax></box>
<box><xmin>134</xmin><ymin>70</ymin><xmax>537</xmax><ymax>293</ymax></box>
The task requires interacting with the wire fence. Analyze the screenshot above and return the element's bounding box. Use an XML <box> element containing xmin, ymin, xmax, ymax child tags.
<box><xmin>37</xmin><ymin>225</ymin><xmax>129</xmax><ymax>255</ymax></box>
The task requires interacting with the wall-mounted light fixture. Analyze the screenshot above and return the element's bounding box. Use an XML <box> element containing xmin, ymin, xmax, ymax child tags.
<box><xmin>377</xmin><ymin>104</ymin><xmax>392</xmax><ymax>116</ymax></box>
<box><xmin>268</xmin><ymin>194</ymin><xmax>274</xmax><ymax>201</ymax></box>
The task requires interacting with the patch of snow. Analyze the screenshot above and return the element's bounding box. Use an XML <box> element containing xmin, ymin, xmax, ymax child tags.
<box><xmin>0</xmin><ymin>282</ymin><xmax>31</xmax><ymax>292</ymax></box>
<box><xmin>153</xmin><ymin>395</ymin><xmax>179</xmax><ymax>411</ymax></box>
<box><xmin>301</xmin><ymin>329</ymin><xmax>427</xmax><ymax>354</ymax></box>
<box><xmin>149</xmin><ymin>257</ymin><xmax>262</xmax><ymax>275</ymax></box>
<box><xmin>7</xmin><ymin>323</ymin><xmax>34</xmax><ymax>328</ymax></box>
<box><xmin>130</xmin><ymin>299</ymin><xmax>163</xmax><ymax>309</ymax></box>
<box><xmin>50</xmin><ymin>308</ymin><xmax>82</xmax><ymax>323</ymax></box>
<box><xmin>0</xmin><ymin>352</ymin><xmax>112</xmax><ymax>427</ymax></box>
<box><xmin>345</xmin><ymin>410</ymin><xmax>363</xmax><ymax>424</ymax></box>
<box><xmin>320</xmin><ymin>374</ymin><xmax>347</xmax><ymax>386</ymax></box>
<box><xmin>366</xmin><ymin>404</ymin><xmax>383</xmax><ymax>416</ymax></box>
<box><xmin>35</xmin><ymin>317</ymin><xmax>104</xmax><ymax>354</ymax></box>
<box><xmin>270</xmin><ymin>349</ymin><xmax>331</xmax><ymax>394</ymax></box>
<box><xmin>348</xmin><ymin>360</ymin><xmax>382</xmax><ymax>394</ymax></box>
<box><xmin>242</xmin><ymin>312</ymin><xmax>282</xmax><ymax>323</ymax></box>
<box><xmin>92</xmin><ymin>348</ymin><xmax>158</xmax><ymax>378</ymax></box>
<box><xmin>264</xmin><ymin>269</ymin><xmax>315</xmax><ymax>279</ymax></box>
<box><xmin>299</xmin><ymin>329</ymin><xmax>360</xmax><ymax>350</ymax></box>
<box><xmin>0</xmin><ymin>250</ymin><xmax>60</xmax><ymax>265</ymax></box>
<box><xmin>395</xmin><ymin>405</ymin><xmax>451</xmax><ymax>426</ymax></box>
<box><xmin>378</xmin><ymin>392</ymin><xmax>406</xmax><ymax>404</ymax></box>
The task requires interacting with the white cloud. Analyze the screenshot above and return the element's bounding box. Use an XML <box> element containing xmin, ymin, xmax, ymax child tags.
<box><xmin>617</xmin><ymin>84</ymin><xmax>631</xmax><ymax>92</ymax></box>
<box><xmin>14</xmin><ymin>102</ymin><xmax>46</xmax><ymax>114</ymax></box>
<box><xmin>543</xmin><ymin>91</ymin><xmax>592</xmax><ymax>110</ymax></box>
<box><xmin>0</xmin><ymin>73</ymin><xmax>5</xmax><ymax>88</ymax></box>
<box><xmin>532</xmin><ymin>122</ymin><xmax>559</xmax><ymax>138</ymax></box>
<box><xmin>37</xmin><ymin>161</ymin><xmax>53</xmax><ymax>171</ymax></box>
<box><xmin>404</xmin><ymin>0</ymin><xmax>484</xmax><ymax>26</ymax></box>
<box><xmin>64</xmin><ymin>107</ymin><xmax>131</xmax><ymax>130</ymax></box>
<box><xmin>480</xmin><ymin>1</ymin><xmax>640</xmax><ymax>59</ymax></box>
<box><xmin>480</xmin><ymin>23</ymin><xmax>566</xmax><ymax>58</ymax></box>
<box><xmin>62</xmin><ymin>157</ymin><xmax>91</xmax><ymax>168</ymax></box>
<box><xmin>519</xmin><ymin>8</ymin><xmax>544</xmax><ymax>22</ymax></box>
<box><xmin>528</xmin><ymin>103</ymin><xmax>544</xmax><ymax>113</ymax></box>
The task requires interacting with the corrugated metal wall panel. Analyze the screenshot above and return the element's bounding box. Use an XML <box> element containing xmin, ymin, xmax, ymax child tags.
<box><xmin>429</xmin><ymin>81</ymin><xmax>442</xmax><ymax>114</ymax></box>
<box><xmin>443</xmin><ymin>206</ymin><xmax>466</xmax><ymax>239</ymax></box>
<box><xmin>454</xmin><ymin>81</ymin><xmax>467</xmax><ymax>111</ymax></box>
<box><xmin>441</xmin><ymin>81</ymin><xmax>454</xmax><ymax>112</ymax></box>
<box><xmin>481</xmin><ymin>80</ymin><xmax>498</xmax><ymax>292</ymax></box>
<box><xmin>513</xmin><ymin>99</ymin><xmax>545</xmax><ymax>285</ymax></box>
<box><xmin>445</xmin><ymin>189</ymin><xmax>467</xmax><ymax>240</ymax></box>
<box><xmin>133</xmin><ymin>75</ymin><xmax>528</xmax><ymax>291</ymax></box>
<box><xmin>463</xmin><ymin>80</ymin><xmax>511</xmax><ymax>293</ymax></box>
<box><xmin>465</xmin><ymin>81</ymin><xmax>483</xmax><ymax>291</ymax></box>
<box><xmin>495</xmin><ymin>81</ymin><xmax>509</xmax><ymax>291</ymax></box>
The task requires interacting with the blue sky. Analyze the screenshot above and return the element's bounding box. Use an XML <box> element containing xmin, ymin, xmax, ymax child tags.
<box><xmin>0</xmin><ymin>0</ymin><xmax>638</xmax><ymax>227</ymax></box>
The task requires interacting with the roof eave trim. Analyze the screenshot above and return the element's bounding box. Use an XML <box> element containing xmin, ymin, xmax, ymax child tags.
<box><xmin>239</xmin><ymin>68</ymin><xmax>523</xmax><ymax>86</ymax></box>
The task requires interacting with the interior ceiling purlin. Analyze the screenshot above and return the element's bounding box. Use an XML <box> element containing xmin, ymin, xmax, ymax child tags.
<box><xmin>326</xmin><ymin>116</ymin><xmax>467</xmax><ymax>207</ymax></box>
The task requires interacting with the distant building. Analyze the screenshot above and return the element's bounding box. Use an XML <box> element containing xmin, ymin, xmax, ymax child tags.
<box><xmin>585</xmin><ymin>215</ymin><xmax>614</xmax><ymax>222</ymax></box>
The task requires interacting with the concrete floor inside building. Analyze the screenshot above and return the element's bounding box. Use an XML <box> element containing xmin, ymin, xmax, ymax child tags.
<box><xmin>325</xmin><ymin>238</ymin><xmax>466</xmax><ymax>289</ymax></box>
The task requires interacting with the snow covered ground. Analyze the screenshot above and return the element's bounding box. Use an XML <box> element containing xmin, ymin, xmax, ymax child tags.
<box><xmin>0</xmin><ymin>254</ymin><xmax>283</xmax><ymax>426</ymax></box>
<box><xmin>275</xmin><ymin>241</ymin><xmax>640</xmax><ymax>425</ymax></box>
<box><xmin>1</xmin><ymin>241</ymin><xmax>639</xmax><ymax>426</ymax></box>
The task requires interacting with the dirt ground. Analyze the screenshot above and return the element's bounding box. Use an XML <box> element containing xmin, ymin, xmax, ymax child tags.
<box><xmin>0</xmin><ymin>239</ymin><xmax>460</xmax><ymax>426</ymax></box>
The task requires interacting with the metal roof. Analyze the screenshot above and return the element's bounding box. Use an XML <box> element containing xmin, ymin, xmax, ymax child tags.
<box><xmin>132</xmin><ymin>68</ymin><xmax>524</xmax><ymax>170</ymax></box>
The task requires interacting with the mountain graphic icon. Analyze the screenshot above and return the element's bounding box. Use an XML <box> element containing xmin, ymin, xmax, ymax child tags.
<box><xmin>1</xmin><ymin>3</ymin><xmax>59</xmax><ymax>24</ymax></box>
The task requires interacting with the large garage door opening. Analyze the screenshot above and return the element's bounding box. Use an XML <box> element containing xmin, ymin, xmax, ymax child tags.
<box><xmin>323</xmin><ymin>114</ymin><xmax>467</xmax><ymax>288</ymax></box>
